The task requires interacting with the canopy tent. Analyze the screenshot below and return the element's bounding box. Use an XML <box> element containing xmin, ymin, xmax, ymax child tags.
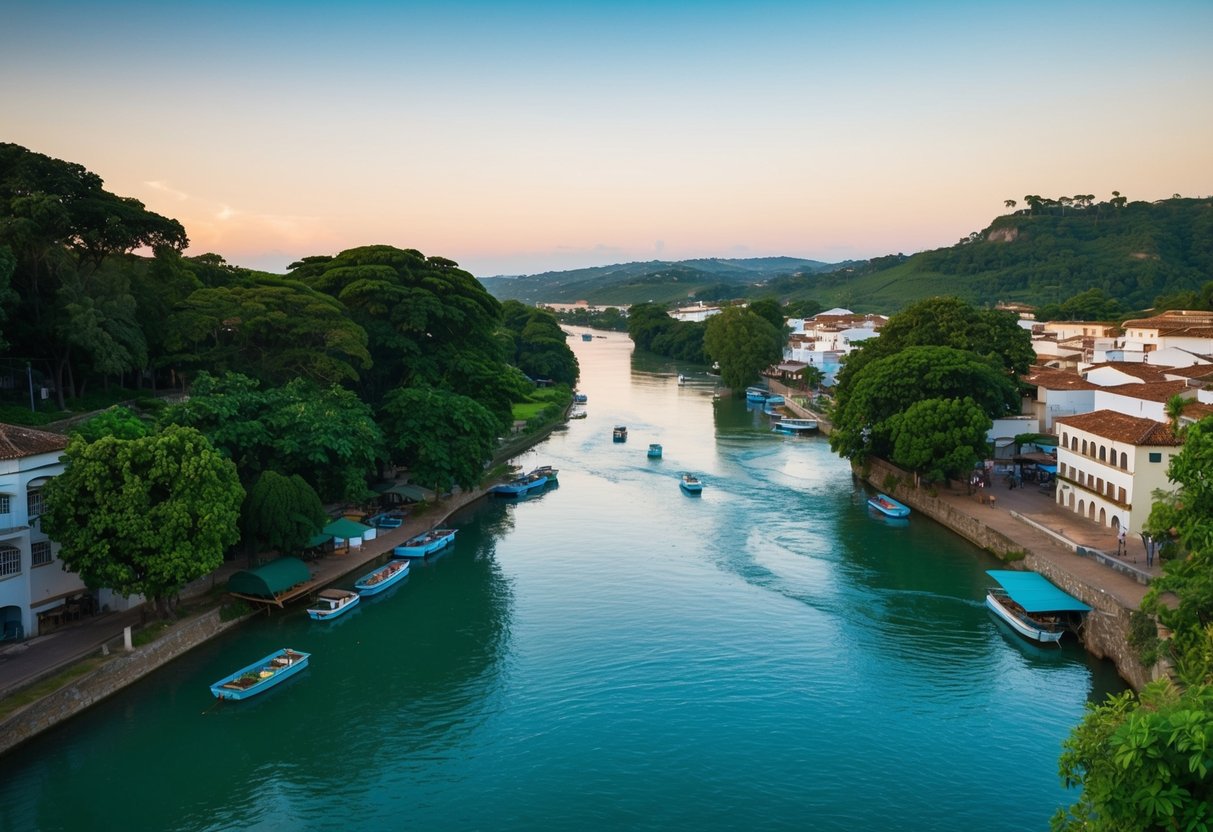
<box><xmin>228</xmin><ymin>557</ymin><xmax>311</xmax><ymax>607</ymax></box>
<box><xmin>323</xmin><ymin>517</ymin><xmax>373</xmax><ymax>539</ymax></box>
<box><xmin>374</xmin><ymin>482</ymin><xmax>435</xmax><ymax>503</ymax></box>
<box><xmin>986</xmin><ymin>571</ymin><xmax>1091</xmax><ymax>613</ymax></box>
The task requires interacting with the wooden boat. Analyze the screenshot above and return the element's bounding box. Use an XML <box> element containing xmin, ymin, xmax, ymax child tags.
<box><xmin>985</xmin><ymin>570</ymin><xmax>1091</xmax><ymax>645</ymax></box>
<box><xmin>613</xmin><ymin>425</ymin><xmax>628</xmax><ymax>442</ymax></box>
<box><xmin>354</xmin><ymin>559</ymin><xmax>409</xmax><ymax>596</ymax></box>
<box><xmin>867</xmin><ymin>494</ymin><xmax>910</xmax><ymax>518</ymax></box>
<box><xmin>647</xmin><ymin>443</ymin><xmax>663</xmax><ymax>459</ymax></box>
<box><xmin>490</xmin><ymin>466</ymin><xmax>556</xmax><ymax>497</ymax></box>
<box><xmin>209</xmin><ymin>648</ymin><xmax>310</xmax><ymax>700</ymax></box>
<box><xmin>393</xmin><ymin>528</ymin><xmax>457</xmax><ymax>558</ymax></box>
<box><xmin>306</xmin><ymin>589</ymin><xmax>360</xmax><ymax>621</ymax></box>
<box><xmin>773</xmin><ymin>418</ymin><xmax>818</xmax><ymax>434</ymax></box>
<box><xmin>680</xmin><ymin>473</ymin><xmax>703</xmax><ymax>495</ymax></box>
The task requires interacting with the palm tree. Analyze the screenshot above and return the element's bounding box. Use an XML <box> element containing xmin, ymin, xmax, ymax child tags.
<box><xmin>1165</xmin><ymin>394</ymin><xmax>1187</xmax><ymax>434</ymax></box>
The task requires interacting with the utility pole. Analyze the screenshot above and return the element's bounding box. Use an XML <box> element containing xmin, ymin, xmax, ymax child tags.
<box><xmin>26</xmin><ymin>362</ymin><xmax>35</xmax><ymax>413</ymax></box>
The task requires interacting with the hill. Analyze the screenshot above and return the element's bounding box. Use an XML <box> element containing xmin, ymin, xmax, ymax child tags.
<box><xmin>478</xmin><ymin>257</ymin><xmax>840</xmax><ymax>306</ymax></box>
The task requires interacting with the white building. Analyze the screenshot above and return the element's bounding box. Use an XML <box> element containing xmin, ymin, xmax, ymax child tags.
<box><xmin>1092</xmin><ymin>380</ymin><xmax>1196</xmax><ymax>422</ymax></box>
<box><xmin>668</xmin><ymin>302</ymin><xmax>723</xmax><ymax>323</ymax></box>
<box><xmin>784</xmin><ymin>310</ymin><xmax>886</xmax><ymax>386</ymax></box>
<box><xmin>1054</xmin><ymin>410</ymin><xmax>1182</xmax><ymax>534</ymax></box>
<box><xmin>1121</xmin><ymin>310</ymin><xmax>1213</xmax><ymax>356</ymax></box>
<box><xmin>1023</xmin><ymin>366</ymin><xmax>1099</xmax><ymax>432</ymax></box>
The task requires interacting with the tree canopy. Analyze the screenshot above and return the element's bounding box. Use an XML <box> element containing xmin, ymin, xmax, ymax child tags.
<box><xmin>40</xmin><ymin>427</ymin><xmax>243</xmax><ymax>617</ymax></box>
<box><xmin>500</xmin><ymin>300</ymin><xmax>579</xmax><ymax>386</ymax></box>
<box><xmin>240</xmin><ymin>470</ymin><xmax>327</xmax><ymax>559</ymax></box>
<box><xmin>627</xmin><ymin>302</ymin><xmax>708</xmax><ymax>363</ymax></box>
<box><xmin>702</xmin><ymin>306</ymin><xmax>782</xmax><ymax>390</ymax></box>
<box><xmin>379</xmin><ymin>385</ymin><xmax>499</xmax><ymax>493</ymax></box>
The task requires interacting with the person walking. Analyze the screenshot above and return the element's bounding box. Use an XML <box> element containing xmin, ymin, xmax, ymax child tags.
<box><xmin>1117</xmin><ymin>525</ymin><xmax>1127</xmax><ymax>557</ymax></box>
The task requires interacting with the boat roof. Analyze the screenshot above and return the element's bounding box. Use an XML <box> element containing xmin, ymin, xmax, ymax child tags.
<box><xmin>986</xmin><ymin>570</ymin><xmax>1091</xmax><ymax>613</ymax></box>
<box><xmin>317</xmin><ymin>588</ymin><xmax>353</xmax><ymax>600</ymax></box>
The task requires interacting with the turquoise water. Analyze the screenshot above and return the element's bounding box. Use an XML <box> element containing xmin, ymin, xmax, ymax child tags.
<box><xmin>1</xmin><ymin>331</ymin><xmax>1123</xmax><ymax>832</ymax></box>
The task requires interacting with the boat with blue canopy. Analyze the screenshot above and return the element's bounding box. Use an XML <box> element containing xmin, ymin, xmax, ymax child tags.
<box><xmin>354</xmin><ymin>559</ymin><xmax>409</xmax><ymax>596</ymax></box>
<box><xmin>773</xmin><ymin>417</ymin><xmax>818</xmax><ymax>435</ymax></box>
<box><xmin>745</xmin><ymin>387</ymin><xmax>768</xmax><ymax>402</ymax></box>
<box><xmin>394</xmin><ymin>528</ymin><xmax>457</xmax><ymax>558</ymax></box>
<box><xmin>647</xmin><ymin>443</ymin><xmax>663</xmax><ymax>459</ymax></box>
<box><xmin>984</xmin><ymin>570</ymin><xmax>1091</xmax><ymax>645</ymax></box>
<box><xmin>210</xmin><ymin>648</ymin><xmax>310</xmax><ymax>700</ymax></box>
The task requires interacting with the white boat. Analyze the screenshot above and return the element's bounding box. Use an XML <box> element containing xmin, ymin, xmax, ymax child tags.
<box><xmin>984</xmin><ymin>570</ymin><xmax>1091</xmax><ymax>645</ymax></box>
<box><xmin>773</xmin><ymin>417</ymin><xmax>818</xmax><ymax>434</ymax></box>
<box><xmin>985</xmin><ymin>590</ymin><xmax>1064</xmax><ymax>644</ymax></box>
<box><xmin>307</xmin><ymin>588</ymin><xmax>360</xmax><ymax>621</ymax></box>
<box><xmin>677</xmin><ymin>374</ymin><xmax>686</xmax><ymax>385</ymax></box>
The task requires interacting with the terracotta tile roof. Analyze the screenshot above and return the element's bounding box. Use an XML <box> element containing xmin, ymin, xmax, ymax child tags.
<box><xmin>1123</xmin><ymin>311</ymin><xmax>1213</xmax><ymax>330</ymax></box>
<box><xmin>1162</xmin><ymin>364</ymin><xmax>1213</xmax><ymax>380</ymax></box>
<box><xmin>1098</xmin><ymin>380</ymin><xmax>1192</xmax><ymax>403</ymax></box>
<box><xmin>1023</xmin><ymin>366</ymin><xmax>1099</xmax><ymax>390</ymax></box>
<box><xmin>1055</xmin><ymin>410</ymin><xmax>1181</xmax><ymax>446</ymax></box>
<box><xmin>1084</xmin><ymin>361</ymin><xmax>1172</xmax><ymax>382</ymax></box>
<box><xmin>1182</xmin><ymin>401</ymin><xmax>1213</xmax><ymax>421</ymax></box>
<box><xmin>0</xmin><ymin>423</ymin><xmax>68</xmax><ymax>461</ymax></box>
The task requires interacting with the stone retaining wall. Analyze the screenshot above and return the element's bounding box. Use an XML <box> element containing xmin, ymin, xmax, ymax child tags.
<box><xmin>0</xmin><ymin>608</ymin><xmax>251</xmax><ymax>756</ymax></box>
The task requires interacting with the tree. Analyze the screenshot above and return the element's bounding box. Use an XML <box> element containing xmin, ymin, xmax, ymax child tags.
<box><xmin>1165</xmin><ymin>394</ymin><xmax>1187</xmax><ymax>435</ymax></box>
<box><xmin>40</xmin><ymin>427</ymin><xmax>243</xmax><ymax>618</ymax></box>
<box><xmin>499</xmin><ymin>300</ymin><xmax>579</xmax><ymax>385</ymax></box>
<box><xmin>702</xmin><ymin>306</ymin><xmax>783</xmax><ymax>391</ymax></box>
<box><xmin>886</xmin><ymin>397</ymin><xmax>992</xmax><ymax>482</ymax></box>
<box><xmin>379</xmin><ymin>386</ymin><xmax>499</xmax><ymax>493</ymax></box>
<box><xmin>1053</xmin><ymin>680</ymin><xmax>1213</xmax><ymax>831</ymax></box>
<box><xmin>240</xmin><ymin>471</ymin><xmax>327</xmax><ymax>561</ymax></box>
<box><xmin>796</xmin><ymin>364</ymin><xmax>825</xmax><ymax>391</ymax></box>
<box><xmin>71</xmin><ymin>405</ymin><xmax>151</xmax><ymax>442</ymax></box>
<box><xmin>1004</xmin><ymin>199</ymin><xmax>1017</xmax><ymax>210</ymax></box>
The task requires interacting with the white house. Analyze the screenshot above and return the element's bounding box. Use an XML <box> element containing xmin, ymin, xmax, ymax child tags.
<box><xmin>1023</xmin><ymin>366</ymin><xmax>1099</xmax><ymax>431</ymax></box>
<box><xmin>1092</xmin><ymin>380</ymin><xmax>1195</xmax><ymax>422</ymax></box>
<box><xmin>1121</xmin><ymin>310</ymin><xmax>1213</xmax><ymax>356</ymax></box>
<box><xmin>1054</xmin><ymin>410</ymin><xmax>1182</xmax><ymax>534</ymax></box>
<box><xmin>784</xmin><ymin>310</ymin><xmax>886</xmax><ymax>386</ymax></box>
<box><xmin>668</xmin><ymin>302</ymin><xmax>723</xmax><ymax>323</ymax></box>
<box><xmin>1081</xmin><ymin>361</ymin><xmax>1172</xmax><ymax>387</ymax></box>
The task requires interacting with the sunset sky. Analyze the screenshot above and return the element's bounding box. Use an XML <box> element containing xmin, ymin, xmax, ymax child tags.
<box><xmin>4</xmin><ymin>1</ymin><xmax>1211</xmax><ymax>276</ymax></box>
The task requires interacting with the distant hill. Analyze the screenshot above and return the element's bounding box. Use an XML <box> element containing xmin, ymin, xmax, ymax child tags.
<box><xmin>478</xmin><ymin>257</ymin><xmax>840</xmax><ymax>306</ymax></box>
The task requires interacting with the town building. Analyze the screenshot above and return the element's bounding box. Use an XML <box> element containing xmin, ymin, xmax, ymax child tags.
<box><xmin>784</xmin><ymin>309</ymin><xmax>887</xmax><ymax>386</ymax></box>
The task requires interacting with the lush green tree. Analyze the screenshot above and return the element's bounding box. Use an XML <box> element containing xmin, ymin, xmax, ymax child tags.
<box><xmin>379</xmin><ymin>386</ymin><xmax>498</xmax><ymax>493</ymax></box>
<box><xmin>703</xmin><ymin>306</ymin><xmax>783</xmax><ymax>391</ymax></box>
<box><xmin>886</xmin><ymin>397</ymin><xmax>991</xmax><ymax>482</ymax></box>
<box><xmin>627</xmin><ymin>302</ymin><xmax>708</xmax><ymax>363</ymax></box>
<box><xmin>1053</xmin><ymin>680</ymin><xmax>1213</xmax><ymax>832</ymax></box>
<box><xmin>40</xmin><ymin>427</ymin><xmax>243</xmax><ymax>618</ymax></box>
<box><xmin>165</xmin><ymin>276</ymin><xmax>371</xmax><ymax>386</ymax></box>
<box><xmin>747</xmin><ymin>298</ymin><xmax>786</xmax><ymax>338</ymax></box>
<box><xmin>1036</xmin><ymin>288</ymin><xmax>1128</xmax><ymax>322</ymax></box>
<box><xmin>796</xmin><ymin>364</ymin><xmax>825</xmax><ymax>391</ymax></box>
<box><xmin>783</xmin><ymin>299</ymin><xmax>824</xmax><ymax>319</ymax></box>
<box><xmin>499</xmin><ymin>300</ymin><xmax>579</xmax><ymax>386</ymax></box>
<box><xmin>0</xmin><ymin>244</ymin><xmax>15</xmax><ymax>351</ymax></box>
<box><xmin>161</xmin><ymin>372</ymin><xmax>384</xmax><ymax>501</ymax></box>
<box><xmin>71</xmin><ymin>405</ymin><xmax>152</xmax><ymax>441</ymax></box>
<box><xmin>830</xmin><ymin>346</ymin><xmax>1017</xmax><ymax>461</ymax></box>
<box><xmin>240</xmin><ymin>470</ymin><xmax>327</xmax><ymax>560</ymax></box>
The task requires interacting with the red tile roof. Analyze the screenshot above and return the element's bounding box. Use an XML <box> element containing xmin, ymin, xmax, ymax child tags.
<box><xmin>1055</xmin><ymin>410</ymin><xmax>1182</xmax><ymax>446</ymax></box>
<box><xmin>1097</xmin><ymin>380</ymin><xmax>1192</xmax><ymax>403</ymax></box>
<box><xmin>1084</xmin><ymin>361</ymin><xmax>1172</xmax><ymax>382</ymax></box>
<box><xmin>1161</xmin><ymin>364</ymin><xmax>1213</xmax><ymax>380</ymax></box>
<box><xmin>1023</xmin><ymin>366</ymin><xmax>1099</xmax><ymax>390</ymax></box>
<box><xmin>0</xmin><ymin>423</ymin><xmax>68</xmax><ymax>461</ymax></box>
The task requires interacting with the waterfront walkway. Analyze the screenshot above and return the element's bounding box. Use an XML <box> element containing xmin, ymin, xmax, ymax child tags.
<box><xmin>0</xmin><ymin>486</ymin><xmax>491</xmax><ymax>701</ymax></box>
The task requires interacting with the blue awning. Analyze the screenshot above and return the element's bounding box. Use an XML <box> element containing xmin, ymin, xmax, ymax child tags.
<box><xmin>986</xmin><ymin>570</ymin><xmax>1091</xmax><ymax>613</ymax></box>
<box><xmin>1038</xmin><ymin>464</ymin><xmax>1057</xmax><ymax>474</ymax></box>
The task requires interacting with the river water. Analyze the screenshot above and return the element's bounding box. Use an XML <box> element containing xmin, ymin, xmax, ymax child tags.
<box><xmin>2</xmin><ymin>329</ymin><xmax>1124</xmax><ymax>831</ymax></box>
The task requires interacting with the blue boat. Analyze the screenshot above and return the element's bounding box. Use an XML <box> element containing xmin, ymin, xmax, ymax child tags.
<box><xmin>745</xmin><ymin>387</ymin><xmax>768</xmax><ymax>402</ymax></box>
<box><xmin>354</xmin><ymin>559</ymin><xmax>409</xmax><ymax>596</ymax></box>
<box><xmin>613</xmin><ymin>425</ymin><xmax>628</xmax><ymax>442</ymax></box>
<box><xmin>394</xmin><ymin>528</ymin><xmax>457</xmax><ymax>558</ymax></box>
<box><xmin>680</xmin><ymin>473</ymin><xmax>703</xmax><ymax>495</ymax></box>
<box><xmin>209</xmin><ymin>648</ymin><xmax>310</xmax><ymax>701</ymax></box>
<box><xmin>985</xmin><ymin>570</ymin><xmax>1091</xmax><ymax>645</ymax></box>
<box><xmin>490</xmin><ymin>466</ymin><xmax>556</xmax><ymax>497</ymax></box>
<box><xmin>306</xmin><ymin>589</ymin><xmax>360</xmax><ymax>621</ymax></box>
<box><xmin>581</xmin><ymin>333</ymin><xmax>593</xmax><ymax>341</ymax></box>
<box><xmin>773</xmin><ymin>418</ymin><xmax>818</xmax><ymax>435</ymax></box>
<box><xmin>647</xmin><ymin>443</ymin><xmax>663</xmax><ymax>459</ymax></box>
<box><xmin>867</xmin><ymin>493</ymin><xmax>910</xmax><ymax>518</ymax></box>
<box><xmin>573</xmin><ymin>393</ymin><xmax>588</xmax><ymax>403</ymax></box>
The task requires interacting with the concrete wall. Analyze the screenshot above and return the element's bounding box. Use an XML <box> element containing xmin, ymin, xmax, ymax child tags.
<box><xmin>0</xmin><ymin>608</ymin><xmax>251</xmax><ymax>756</ymax></box>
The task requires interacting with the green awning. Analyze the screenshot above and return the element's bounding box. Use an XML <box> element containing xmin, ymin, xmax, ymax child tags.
<box><xmin>305</xmin><ymin>533</ymin><xmax>331</xmax><ymax>549</ymax></box>
<box><xmin>322</xmin><ymin>518</ymin><xmax>373</xmax><ymax>539</ymax></box>
<box><xmin>228</xmin><ymin>557</ymin><xmax>310</xmax><ymax>598</ymax></box>
<box><xmin>986</xmin><ymin>570</ymin><xmax>1091</xmax><ymax>613</ymax></box>
<box><xmin>374</xmin><ymin>483</ymin><xmax>433</xmax><ymax>502</ymax></box>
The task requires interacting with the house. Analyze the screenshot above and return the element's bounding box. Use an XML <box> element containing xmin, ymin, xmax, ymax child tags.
<box><xmin>1092</xmin><ymin>380</ymin><xmax>1195</xmax><ymax>422</ymax></box>
<box><xmin>784</xmin><ymin>310</ymin><xmax>887</xmax><ymax>386</ymax></box>
<box><xmin>668</xmin><ymin>302</ymin><xmax>722</xmax><ymax>323</ymax></box>
<box><xmin>1121</xmin><ymin>310</ymin><xmax>1213</xmax><ymax>356</ymax></box>
<box><xmin>1022</xmin><ymin>365</ymin><xmax>1099</xmax><ymax>432</ymax></box>
<box><xmin>1054</xmin><ymin>410</ymin><xmax>1182</xmax><ymax>534</ymax></box>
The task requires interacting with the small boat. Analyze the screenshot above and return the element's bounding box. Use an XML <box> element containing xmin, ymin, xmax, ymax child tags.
<box><xmin>677</xmin><ymin>374</ymin><xmax>686</xmax><ymax>385</ymax></box>
<box><xmin>569</xmin><ymin>409</ymin><xmax>588</xmax><ymax>419</ymax></box>
<box><xmin>984</xmin><ymin>570</ymin><xmax>1091</xmax><ymax>646</ymax></box>
<box><xmin>572</xmin><ymin>393</ymin><xmax>588</xmax><ymax>403</ymax></box>
<box><xmin>647</xmin><ymin>443</ymin><xmax>663</xmax><ymax>459</ymax></box>
<box><xmin>745</xmin><ymin>386</ymin><xmax>768</xmax><ymax>402</ymax></box>
<box><xmin>210</xmin><ymin>648</ymin><xmax>310</xmax><ymax>700</ymax></box>
<box><xmin>582</xmin><ymin>333</ymin><xmax>593</xmax><ymax>341</ymax></box>
<box><xmin>393</xmin><ymin>528</ymin><xmax>457</xmax><ymax>558</ymax></box>
<box><xmin>679</xmin><ymin>473</ymin><xmax>703</xmax><ymax>494</ymax></box>
<box><xmin>306</xmin><ymin>589</ymin><xmax>360</xmax><ymax>621</ymax></box>
<box><xmin>490</xmin><ymin>466</ymin><xmax>556</xmax><ymax>496</ymax></box>
<box><xmin>867</xmin><ymin>494</ymin><xmax>910</xmax><ymax>518</ymax></box>
<box><xmin>763</xmin><ymin>395</ymin><xmax>784</xmax><ymax>406</ymax></box>
<box><xmin>773</xmin><ymin>417</ymin><xmax>818</xmax><ymax>434</ymax></box>
<box><xmin>613</xmin><ymin>426</ymin><xmax>628</xmax><ymax>442</ymax></box>
<box><xmin>354</xmin><ymin>559</ymin><xmax>409</xmax><ymax>596</ymax></box>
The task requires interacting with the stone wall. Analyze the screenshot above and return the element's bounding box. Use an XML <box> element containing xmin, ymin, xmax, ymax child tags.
<box><xmin>0</xmin><ymin>608</ymin><xmax>250</xmax><ymax>756</ymax></box>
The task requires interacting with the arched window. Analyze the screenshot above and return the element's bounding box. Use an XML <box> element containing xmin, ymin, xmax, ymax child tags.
<box><xmin>1082</xmin><ymin>440</ymin><xmax>1089</xmax><ymax>455</ymax></box>
<box><xmin>1072</xmin><ymin>436</ymin><xmax>1078</xmax><ymax>451</ymax></box>
<box><xmin>1120</xmin><ymin>451</ymin><xmax>1128</xmax><ymax>469</ymax></box>
<box><xmin>1099</xmin><ymin>507</ymin><xmax>1107</xmax><ymax>525</ymax></box>
<box><xmin>1077</xmin><ymin>499</ymin><xmax>1085</xmax><ymax>517</ymax></box>
<box><xmin>1099</xmin><ymin>446</ymin><xmax>1106</xmax><ymax>462</ymax></box>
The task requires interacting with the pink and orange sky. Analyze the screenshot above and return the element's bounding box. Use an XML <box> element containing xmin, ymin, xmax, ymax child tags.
<box><xmin>4</xmin><ymin>1</ymin><xmax>1212</xmax><ymax>276</ymax></box>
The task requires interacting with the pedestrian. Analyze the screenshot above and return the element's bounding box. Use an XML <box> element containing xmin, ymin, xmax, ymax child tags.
<box><xmin>1117</xmin><ymin>526</ymin><xmax>1127</xmax><ymax>557</ymax></box>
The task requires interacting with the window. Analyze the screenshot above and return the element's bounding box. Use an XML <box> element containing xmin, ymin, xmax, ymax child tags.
<box><xmin>32</xmin><ymin>541</ymin><xmax>52</xmax><ymax>567</ymax></box>
<box><xmin>0</xmin><ymin>494</ymin><xmax>9</xmax><ymax>514</ymax></box>
<box><xmin>0</xmin><ymin>545</ymin><xmax>20</xmax><ymax>578</ymax></box>
<box><xmin>1149</xmin><ymin>452</ymin><xmax>1162</xmax><ymax>463</ymax></box>
<box><xmin>1120</xmin><ymin>451</ymin><xmax>1128</xmax><ymax>469</ymax></box>
<box><xmin>1098</xmin><ymin>446</ymin><xmax>1106</xmax><ymax>462</ymax></box>
<box><xmin>27</xmin><ymin>490</ymin><xmax>43</xmax><ymax>518</ymax></box>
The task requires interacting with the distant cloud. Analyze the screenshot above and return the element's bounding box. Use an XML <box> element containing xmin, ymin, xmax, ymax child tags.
<box><xmin>143</xmin><ymin>180</ymin><xmax>189</xmax><ymax>201</ymax></box>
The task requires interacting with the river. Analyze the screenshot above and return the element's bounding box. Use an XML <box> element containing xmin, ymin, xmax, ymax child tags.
<box><xmin>1</xmin><ymin>329</ymin><xmax>1124</xmax><ymax>831</ymax></box>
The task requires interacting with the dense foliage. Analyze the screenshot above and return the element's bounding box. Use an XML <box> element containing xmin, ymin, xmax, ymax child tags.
<box><xmin>379</xmin><ymin>386</ymin><xmax>500</xmax><ymax>493</ymax></box>
<box><xmin>41</xmin><ymin>427</ymin><xmax>243</xmax><ymax>616</ymax></box>
<box><xmin>240</xmin><ymin>471</ymin><xmax>327</xmax><ymax>559</ymax></box>
<box><xmin>702</xmin><ymin>307</ymin><xmax>783</xmax><ymax>391</ymax></box>
<box><xmin>551</xmin><ymin>306</ymin><xmax>629</xmax><ymax>331</ymax></box>
<box><xmin>499</xmin><ymin>300</ymin><xmax>579</xmax><ymax>386</ymax></box>
<box><xmin>627</xmin><ymin>302</ymin><xmax>708</xmax><ymax>363</ymax></box>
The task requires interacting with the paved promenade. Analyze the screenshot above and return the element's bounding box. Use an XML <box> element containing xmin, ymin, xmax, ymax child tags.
<box><xmin>0</xmin><ymin>486</ymin><xmax>491</xmax><ymax>700</ymax></box>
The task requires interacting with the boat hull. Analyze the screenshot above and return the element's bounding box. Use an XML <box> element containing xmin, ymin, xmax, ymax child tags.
<box><xmin>393</xmin><ymin>529</ymin><xmax>457</xmax><ymax>558</ymax></box>
<box><xmin>306</xmin><ymin>592</ymin><xmax>360</xmax><ymax>621</ymax></box>
<box><xmin>985</xmin><ymin>593</ymin><xmax>1064</xmax><ymax>644</ymax></box>
<box><xmin>354</xmin><ymin>561</ymin><xmax>410</xmax><ymax>596</ymax></box>
<box><xmin>210</xmin><ymin>649</ymin><xmax>311</xmax><ymax>700</ymax></box>
<box><xmin>867</xmin><ymin>494</ymin><xmax>911</xmax><ymax>518</ymax></box>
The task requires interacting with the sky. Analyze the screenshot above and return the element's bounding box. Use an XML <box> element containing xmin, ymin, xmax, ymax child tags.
<box><xmin>4</xmin><ymin>0</ymin><xmax>1212</xmax><ymax>277</ymax></box>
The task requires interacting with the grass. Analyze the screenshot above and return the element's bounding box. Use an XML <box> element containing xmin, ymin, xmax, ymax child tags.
<box><xmin>511</xmin><ymin>401</ymin><xmax>549</xmax><ymax>422</ymax></box>
<box><xmin>0</xmin><ymin>657</ymin><xmax>107</xmax><ymax>721</ymax></box>
<box><xmin>131</xmin><ymin>621</ymin><xmax>171</xmax><ymax>647</ymax></box>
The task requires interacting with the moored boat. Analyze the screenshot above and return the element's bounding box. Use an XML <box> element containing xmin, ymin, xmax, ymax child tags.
<box><xmin>573</xmin><ymin>392</ymin><xmax>588</xmax><ymax>403</ymax></box>
<box><xmin>984</xmin><ymin>570</ymin><xmax>1091</xmax><ymax>645</ymax></box>
<box><xmin>490</xmin><ymin>466</ymin><xmax>556</xmax><ymax>496</ymax></box>
<box><xmin>867</xmin><ymin>493</ymin><xmax>910</xmax><ymax>518</ymax></box>
<box><xmin>745</xmin><ymin>386</ymin><xmax>768</xmax><ymax>402</ymax></box>
<box><xmin>679</xmin><ymin>473</ymin><xmax>703</xmax><ymax>494</ymax></box>
<box><xmin>209</xmin><ymin>649</ymin><xmax>310</xmax><ymax>700</ymax></box>
<box><xmin>613</xmin><ymin>425</ymin><xmax>628</xmax><ymax>442</ymax></box>
<box><xmin>582</xmin><ymin>333</ymin><xmax>593</xmax><ymax>341</ymax></box>
<box><xmin>773</xmin><ymin>417</ymin><xmax>818</xmax><ymax>434</ymax></box>
<box><xmin>393</xmin><ymin>528</ymin><xmax>457</xmax><ymax>558</ymax></box>
<box><xmin>354</xmin><ymin>559</ymin><xmax>409</xmax><ymax>596</ymax></box>
<box><xmin>677</xmin><ymin>374</ymin><xmax>686</xmax><ymax>385</ymax></box>
<box><xmin>306</xmin><ymin>589</ymin><xmax>360</xmax><ymax>621</ymax></box>
<box><xmin>647</xmin><ymin>443</ymin><xmax>663</xmax><ymax>459</ymax></box>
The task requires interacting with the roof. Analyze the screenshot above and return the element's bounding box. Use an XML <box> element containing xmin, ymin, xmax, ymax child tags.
<box><xmin>0</xmin><ymin>423</ymin><xmax>68</xmax><ymax>461</ymax></box>
<box><xmin>1097</xmin><ymin>380</ymin><xmax>1191</xmax><ymax>403</ymax></box>
<box><xmin>1055</xmin><ymin>409</ymin><xmax>1182</xmax><ymax>446</ymax></box>
<box><xmin>987</xmin><ymin>571</ymin><xmax>1091</xmax><ymax>612</ymax></box>
<box><xmin>374</xmin><ymin>482</ymin><xmax>434</xmax><ymax>502</ymax></box>
<box><xmin>1162</xmin><ymin>364</ymin><xmax>1213</xmax><ymax>380</ymax></box>
<box><xmin>1023</xmin><ymin>366</ymin><xmax>1098</xmax><ymax>391</ymax></box>
<box><xmin>1122</xmin><ymin>310</ymin><xmax>1213</xmax><ymax>330</ymax></box>
<box><xmin>322</xmin><ymin>518</ymin><xmax>373</xmax><ymax>539</ymax></box>
<box><xmin>1083</xmin><ymin>362</ymin><xmax>1172</xmax><ymax>383</ymax></box>
<box><xmin>228</xmin><ymin>557</ymin><xmax>310</xmax><ymax>598</ymax></box>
